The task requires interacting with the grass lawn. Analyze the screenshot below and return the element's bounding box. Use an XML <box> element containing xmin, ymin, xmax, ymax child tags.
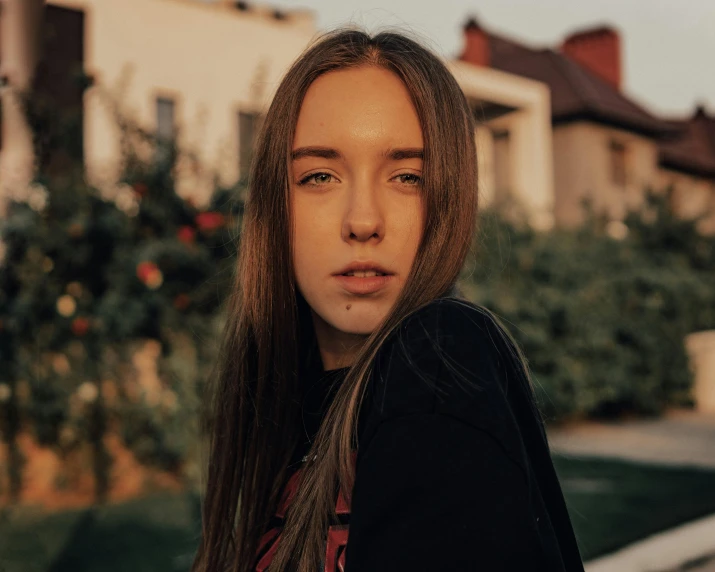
<box><xmin>0</xmin><ymin>492</ymin><xmax>201</xmax><ymax>572</ymax></box>
<box><xmin>553</xmin><ymin>454</ymin><xmax>715</xmax><ymax>561</ymax></box>
<box><xmin>2</xmin><ymin>456</ymin><xmax>715</xmax><ymax>570</ymax></box>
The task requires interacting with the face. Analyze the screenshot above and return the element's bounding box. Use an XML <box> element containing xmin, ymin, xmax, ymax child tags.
<box><xmin>290</xmin><ymin>65</ymin><xmax>425</xmax><ymax>369</ymax></box>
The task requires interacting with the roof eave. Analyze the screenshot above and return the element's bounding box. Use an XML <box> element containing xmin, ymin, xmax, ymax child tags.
<box><xmin>659</xmin><ymin>156</ymin><xmax>715</xmax><ymax>180</ymax></box>
<box><xmin>552</xmin><ymin>109</ymin><xmax>675</xmax><ymax>139</ymax></box>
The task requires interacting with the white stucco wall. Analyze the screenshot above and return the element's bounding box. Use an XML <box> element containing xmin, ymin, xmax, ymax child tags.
<box><xmin>552</xmin><ymin>121</ymin><xmax>660</xmax><ymax>227</ymax></box>
<box><xmin>658</xmin><ymin>167</ymin><xmax>715</xmax><ymax>235</ymax></box>
<box><xmin>49</xmin><ymin>0</ymin><xmax>318</xmax><ymax>204</ymax></box>
<box><xmin>0</xmin><ymin>0</ymin><xmax>45</xmax><ymax>215</ymax></box>
<box><xmin>448</xmin><ymin>61</ymin><xmax>555</xmax><ymax>231</ymax></box>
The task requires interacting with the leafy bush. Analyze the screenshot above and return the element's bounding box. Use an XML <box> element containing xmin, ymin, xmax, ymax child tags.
<box><xmin>464</xmin><ymin>190</ymin><xmax>715</xmax><ymax>423</ymax></box>
<box><xmin>0</xmin><ymin>98</ymin><xmax>242</xmax><ymax>502</ymax></box>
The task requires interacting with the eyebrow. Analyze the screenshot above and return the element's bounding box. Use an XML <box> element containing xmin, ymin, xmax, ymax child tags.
<box><xmin>291</xmin><ymin>146</ymin><xmax>424</xmax><ymax>161</ymax></box>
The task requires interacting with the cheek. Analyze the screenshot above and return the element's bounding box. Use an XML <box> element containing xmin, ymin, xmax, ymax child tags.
<box><xmin>291</xmin><ymin>197</ymin><xmax>324</xmax><ymax>280</ymax></box>
<box><xmin>395</xmin><ymin>198</ymin><xmax>425</xmax><ymax>263</ymax></box>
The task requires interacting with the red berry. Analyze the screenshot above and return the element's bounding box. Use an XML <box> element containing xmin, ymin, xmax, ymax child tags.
<box><xmin>177</xmin><ymin>226</ymin><xmax>196</xmax><ymax>244</ymax></box>
<box><xmin>195</xmin><ymin>212</ymin><xmax>225</xmax><ymax>232</ymax></box>
<box><xmin>136</xmin><ymin>261</ymin><xmax>158</xmax><ymax>283</ymax></box>
<box><xmin>71</xmin><ymin>317</ymin><xmax>90</xmax><ymax>336</ymax></box>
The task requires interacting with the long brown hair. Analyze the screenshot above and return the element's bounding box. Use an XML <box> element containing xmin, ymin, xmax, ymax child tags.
<box><xmin>192</xmin><ymin>27</ymin><xmax>482</xmax><ymax>572</ymax></box>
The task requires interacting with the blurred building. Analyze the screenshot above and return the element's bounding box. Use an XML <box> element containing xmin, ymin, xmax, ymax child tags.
<box><xmin>659</xmin><ymin>106</ymin><xmax>715</xmax><ymax>233</ymax></box>
<box><xmin>448</xmin><ymin>60</ymin><xmax>554</xmax><ymax>231</ymax></box>
<box><xmin>57</xmin><ymin>0</ymin><xmax>314</xmax><ymax>203</ymax></box>
<box><xmin>459</xmin><ymin>18</ymin><xmax>715</xmax><ymax>234</ymax></box>
<box><xmin>0</xmin><ymin>0</ymin><xmax>45</xmax><ymax>205</ymax></box>
<box><xmin>2</xmin><ymin>2</ymin><xmax>712</xmax><ymax>233</ymax></box>
<box><xmin>0</xmin><ymin>0</ymin><xmax>317</xmax><ymax>207</ymax></box>
<box><xmin>0</xmin><ymin>0</ymin><xmax>554</xmax><ymax>224</ymax></box>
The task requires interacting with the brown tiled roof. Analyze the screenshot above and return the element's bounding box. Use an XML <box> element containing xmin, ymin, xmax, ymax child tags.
<box><xmin>459</xmin><ymin>20</ymin><xmax>715</xmax><ymax>177</ymax></box>
<box><xmin>458</xmin><ymin>21</ymin><xmax>675</xmax><ymax>138</ymax></box>
<box><xmin>659</xmin><ymin>107</ymin><xmax>715</xmax><ymax>178</ymax></box>
<box><xmin>485</xmin><ymin>30</ymin><xmax>674</xmax><ymax>138</ymax></box>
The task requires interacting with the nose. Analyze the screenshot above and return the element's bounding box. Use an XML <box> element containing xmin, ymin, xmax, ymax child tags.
<box><xmin>341</xmin><ymin>178</ymin><xmax>384</xmax><ymax>243</ymax></box>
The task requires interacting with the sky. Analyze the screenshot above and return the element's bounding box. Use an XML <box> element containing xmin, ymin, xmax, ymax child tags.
<box><xmin>273</xmin><ymin>0</ymin><xmax>715</xmax><ymax>118</ymax></box>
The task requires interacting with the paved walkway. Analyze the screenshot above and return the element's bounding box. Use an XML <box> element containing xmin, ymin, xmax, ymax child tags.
<box><xmin>545</xmin><ymin>408</ymin><xmax>715</xmax><ymax>572</ymax></box>
<box><xmin>547</xmin><ymin>408</ymin><xmax>715</xmax><ymax>469</ymax></box>
<box><xmin>678</xmin><ymin>556</ymin><xmax>715</xmax><ymax>572</ymax></box>
<box><xmin>582</xmin><ymin>513</ymin><xmax>715</xmax><ymax>572</ymax></box>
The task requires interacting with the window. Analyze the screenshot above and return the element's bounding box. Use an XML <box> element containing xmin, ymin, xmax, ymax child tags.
<box><xmin>238</xmin><ymin>110</ymin><xmax>263</xmax><ymax>181</ymax></box>
<box><xmin>610</xmin><ymin>140</ymin><xmax>627</xmax><ymax>187</ymax></box>
<box><xmin>156</xmin><ymin>97</ymin><xmax>175</xmax><ymax>141</ymax></box>
<box><xmin>493</xmin><ymin>129</ymin><xmax>511</xmax><ymax>200</ymax></box>
<box><xmin>156</xmin><ymin>96</ymin><xmax>175</xmax><ymax>164</ymax></box>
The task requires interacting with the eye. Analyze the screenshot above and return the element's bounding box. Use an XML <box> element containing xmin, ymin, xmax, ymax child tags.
<box><xmin>296</xmin><ymin>172</ymin><xmax>422</xmax><ymax>187</ymax></box>
<box><xmin>297</xmin><ymin>172</ymin><xmax>335</xmax><ymax>186</ymax></box>
<box><xmin>393</xmin><ymin>173</ymin><xmax>422</xmax><ymax>186</ymax></box>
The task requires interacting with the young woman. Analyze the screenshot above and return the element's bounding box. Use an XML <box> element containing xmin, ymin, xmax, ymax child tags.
<box><xmin>192</xmin><ymin>28</ymin><xmax>585</xmax><ymax>572</ymax></box>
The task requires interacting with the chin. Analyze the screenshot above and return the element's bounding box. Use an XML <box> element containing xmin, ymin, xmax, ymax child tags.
<box><xmin>333</xmin><ymin>316</ymin><xmax>378</xmax><ymax>336</ymax></box>
<box><xmin>321</xmin><ymin>298</ymin><xmax>390</xmax><ymax>336</ymax></box>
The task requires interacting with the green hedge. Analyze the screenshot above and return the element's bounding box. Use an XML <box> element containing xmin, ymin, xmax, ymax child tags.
<box><xmin>463</xmin><ymin>190</ymin><xmax>715</xmax><ymax>423</ymax></box>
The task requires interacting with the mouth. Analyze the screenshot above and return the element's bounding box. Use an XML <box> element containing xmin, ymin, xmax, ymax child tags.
<box><xmin>334</xmin><ymin>272</ymin><xmax>393</xmax><ymax>295</ymax></box>
<box><xmin>339</xmin><ymin>270</ymin><xmax>389</xmax><ymax>277</ymax></box>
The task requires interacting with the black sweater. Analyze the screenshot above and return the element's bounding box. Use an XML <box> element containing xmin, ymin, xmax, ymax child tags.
<box><xmin>254</xmin><ymin>297</ymin><xmax>585</xmax><ymax>571</ymax></box>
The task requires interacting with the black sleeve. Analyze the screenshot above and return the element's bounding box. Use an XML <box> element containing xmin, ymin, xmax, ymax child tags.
<box><xmin>344</xmin><ymin>412</ymin><xmax>546</xmax><ymax>571</ymax></box>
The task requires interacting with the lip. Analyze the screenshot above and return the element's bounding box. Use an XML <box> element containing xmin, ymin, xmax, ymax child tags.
<box><xmin>333</xmin><ymin>260</ymin><xmax>392</xmax><ymax>276</ymax></box>
<box><xmin>334</xmin><ymin>274</ymin><xmax>393</xmax><ymax>295</ymax></box>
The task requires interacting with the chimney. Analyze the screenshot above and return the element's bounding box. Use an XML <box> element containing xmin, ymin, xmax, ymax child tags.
<box><xmin>460</xmin><ymin>17</ymin><xmax>490</xmax><ymax>67</ymax></box>
<box><xmin>560</xmin><ymin>26</ymin><xmax>621</xmax><ymax>91</ymax></box>
<box><xmin>694</xmin><ymin>103</ymin><xmax>707</xmax><ymax>119</ymax></box>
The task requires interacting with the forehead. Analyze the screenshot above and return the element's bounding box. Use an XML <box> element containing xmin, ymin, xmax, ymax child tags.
<box><xmin>293</xmin><ymin>66</ymin><xmax>423</xmax><ymax>149</ymax></box>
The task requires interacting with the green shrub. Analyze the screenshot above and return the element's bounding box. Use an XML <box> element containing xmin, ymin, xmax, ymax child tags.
<box><xmin>464</xmin><ymin>190</ymin><xmax>715</xmax><ymax>423</ymax></box>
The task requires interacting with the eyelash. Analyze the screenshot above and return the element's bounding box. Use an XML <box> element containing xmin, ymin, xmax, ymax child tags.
<box><xmin>297</xmin><ymin>172</ymin><xmax>423</xmax><ymax>187</ymax></box>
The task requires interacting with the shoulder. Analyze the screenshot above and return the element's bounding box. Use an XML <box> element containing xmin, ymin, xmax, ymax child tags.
<box><xmin>360</xmin><ymin>296</ymin><xmax>531</xmax><ymax>471</ymax></box>
<box><xmin>386</xmin><ymin>296</ymin><xmax>514</xmax><ymax>355</ymax></box>
<box><xmin>369</xmin><ymin>297</ymin><xmax>524</xmax><ymax>425</ymax></box>
<box><xmin>376</xmin><ymin>297</ymin><xmax>507</xmax><ymax>363</ymax></box>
